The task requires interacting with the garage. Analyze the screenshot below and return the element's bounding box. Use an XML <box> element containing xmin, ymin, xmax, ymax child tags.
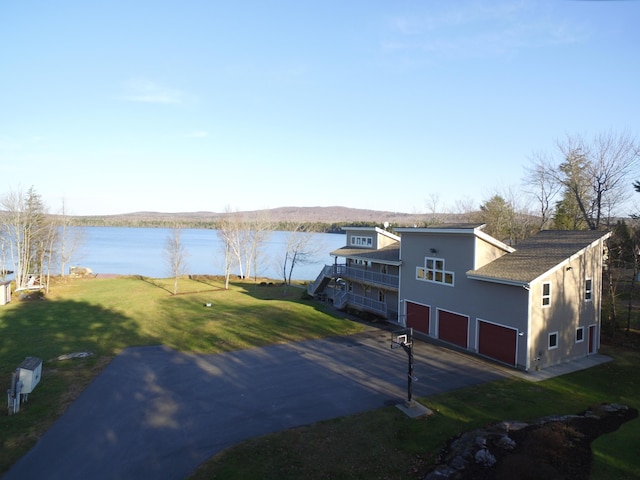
<box><xmin>437</xmin><ymin>310</ymin><xmax>468</xmax><ymax>348</ymax></box>
<box><xmin>406</xmin><ymin>301</ymin><xmax>430</xmax><ymax>334</ymax></box>
<box><xmin>477</xmin><ymin>320</ymin><xmax>517</xmax><ymax>366</ymax></box>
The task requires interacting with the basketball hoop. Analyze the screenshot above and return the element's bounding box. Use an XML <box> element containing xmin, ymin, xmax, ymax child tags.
<box><xmin>390</xmin><ymin>329</ymin><xmax>412</xmax><ymax>349</ymax></box>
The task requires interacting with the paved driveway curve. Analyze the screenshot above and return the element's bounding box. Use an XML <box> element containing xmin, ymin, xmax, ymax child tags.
<box><xmin>3</xmin><ymin>328</ymin><xmax>510</xmax><ymax>480</ymax></box>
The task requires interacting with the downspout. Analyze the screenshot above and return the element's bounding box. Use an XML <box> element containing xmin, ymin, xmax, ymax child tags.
<box><xmin>525</xmin><ymin>283</ymin><xmax>532</xmax><ymax>371</ymax></box>
<box><xmin>597</xmin><ymin>239</ymin><xmax>605</xmax><ymax>351</ymax></box>
<box><xmin>398</xmin><ymin>242</ymin><xmax>404</xmax><ymax>327</ymax></box>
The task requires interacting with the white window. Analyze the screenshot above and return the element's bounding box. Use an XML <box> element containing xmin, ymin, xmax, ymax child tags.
<box><xmin>351</xmin><ymin>236</ymin><xmax>373</xmax><ymax>247</ymax></box>
<box><xmin>378</xmin><ymin>290</ymin><xmax>385</xmax><ymax>302</ymax></box>
<box><xmin>416</xmin><ymin>257</ymin><xmax>454</xmax><ymax>286</ymax></box>
<box><xmin>585</xmin><ymin>279</ymin><xmax>592</xmax><ymax>301</ymax></box>
<box><xmin>380</xmin><ymin>265</ymin><xmax>388</xmax><ymax>274</ymax></box>
<box><xmin>548</xmin><ymin>331</ymin><xmax>559</xmax><ymax>350</ymax></box>
<box><xmin>576</xmin><ymin>327</ymin><xmax>584</xmax><ymax>343</ymax></box>
<box><xmin>542</xmin><ymin>282</ymin><xmax>551</xmax><ymax>307</ymax></box>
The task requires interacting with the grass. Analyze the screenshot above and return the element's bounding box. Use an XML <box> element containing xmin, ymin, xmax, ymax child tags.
<box><xmin>1</xmin><ymin>276</ymin><xmax>639</xmax><ymax>479</ymax></box>
<box><xmin>191</xmin><ymin>344</ymin><xmax>640</xmax><ymax>479</ymax></box>
<box><xmin>0</xmin><ymin>275</ymin><xmax>364</xmax><ymax>474</ymax></box>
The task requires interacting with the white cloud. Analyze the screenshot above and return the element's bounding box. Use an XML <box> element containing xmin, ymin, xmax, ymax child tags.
<box><xmin>122</xmin><ymin>78</ymin><xmax>185</xmax><ymax>104</ymax></box>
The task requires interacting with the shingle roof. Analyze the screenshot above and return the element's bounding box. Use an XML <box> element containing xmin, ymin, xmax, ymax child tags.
<box><xmin>467</xmin><ymin>230</ymin><xmax>611</xmax><ymax>285</ymax></box>
<box><xmin>331</xmin><ymin>243</ymin><xmax>401</xmax><ymax>265</ymax></box>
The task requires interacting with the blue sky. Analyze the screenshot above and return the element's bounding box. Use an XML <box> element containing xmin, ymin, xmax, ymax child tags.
<box><xmin>1</xmin><ymin>1</ymin><xmax>638</xmax><ymax>216</ymax></box>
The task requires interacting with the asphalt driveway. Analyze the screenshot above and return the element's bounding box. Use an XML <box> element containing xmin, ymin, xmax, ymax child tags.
<box><xmin>3</xmin><ymin>328</ymin><xmax>510</xmax><ymax>480</ymax></box>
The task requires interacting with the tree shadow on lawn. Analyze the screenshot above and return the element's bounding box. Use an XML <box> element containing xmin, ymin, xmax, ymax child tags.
<box><xmin>0</xmin><ymin>297</ymin><xmax>157</xmax><ymax>475</ymax></box>
<box><xmin>0</xmin><ymin>297</ymin><xmax>157</xmax><ymax>363</ymax></box>
<box><xmin>137</xmin><ymin>275</ymin><xmax>227</xmax><ymax>296</ymax></box>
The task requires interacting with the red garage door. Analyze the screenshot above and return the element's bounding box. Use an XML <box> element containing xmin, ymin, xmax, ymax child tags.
<box><xmin>438</xmin><ymin>310</ymin><xmax>468</xmax><ymax>348</ymax></box>
<box><xmin>478</xmin><ymin>320</ymin><xmax>517</xmax><ymax>366</ymax></box>
<box><xmin>406</xmin><ymin>302</ymin><xmax>430</xmax><ymax>334</ymax></box>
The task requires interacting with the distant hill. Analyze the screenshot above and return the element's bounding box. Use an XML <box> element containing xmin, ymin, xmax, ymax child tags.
<box><xmin>71</xmin><ymin>206</ymin><xmax>470</xmax><ymax>229</ymax></box>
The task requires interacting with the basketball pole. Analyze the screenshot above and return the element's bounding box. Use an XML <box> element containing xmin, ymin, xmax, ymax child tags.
<box><xmin>400</xmin><ymin>328</ymin><xmax>414</xmax><ymax>405</ymax></box>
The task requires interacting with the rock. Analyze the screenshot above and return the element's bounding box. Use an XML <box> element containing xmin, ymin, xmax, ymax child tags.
<box><xmin>496</xmin><ymin>435</ymin><xmax>516</xmax><ymax>451</ymax></box>
<box><xmin>423</xmin><ymin>403</ymin><xmax>638</xmax><ymax>480</ymax></box>
<box><xmin>474</xmin><ymin>448</ymin><xmax>496</xmax><ymax>467</ymax></box>
<box><xmin>450</xmin><ymin>455</ymin><xmax>466</xmax><ymax>471</ymax></box>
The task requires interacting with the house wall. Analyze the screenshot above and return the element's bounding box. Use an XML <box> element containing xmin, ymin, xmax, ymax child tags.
<box><xmin>343</xmin><ymin>228</ymin><xmax>399</xmax><ymax>250</ymax></box>
<box><xmin>400</xmin><ymin>231</ymin><xmax>510</xmax><ymax>306</ymax></box>
<box><xmin>529</xmin><ymin>242</ymin><xmax>603</xmax><ymax>369</ymax></box>
<box><xmin>397</xmin><ymin>229</ymin><xmax>607</xmax><ymax>371</ymax></box>
<box><xmin>474</xmin><ymin>235</ymin><xmax>511</xmax><ymax>269</ymax></box>
<box><xmin>377</xmin><ymin>232</ymin><xmax>399</xmax><ymax>249</ymax></box>
<box><xmin>399</xmin><ymin>230</ymin><xmax>526</xmax><ymax>368</ymax></box>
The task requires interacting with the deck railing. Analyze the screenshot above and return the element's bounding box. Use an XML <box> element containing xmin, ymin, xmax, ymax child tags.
<box><xmin>347</xmin><ymin>293</ymin><xmax>387</xmax><ymax>316</ymax></box>
<box><xmin>333</xmin><ymin>264</ymin><xmax>399</xmax><ymax>289</ymax></box>
<box><xmin>334</xmin><ymin>290</ymin><xmax>349</xmax><ymax>309</ymax></box>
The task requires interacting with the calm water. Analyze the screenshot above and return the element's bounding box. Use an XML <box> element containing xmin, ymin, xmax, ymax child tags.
<box><xmin>73</xmin><ymin>227</ymin><xmax>346</xmax><ymax>280</ymax></box>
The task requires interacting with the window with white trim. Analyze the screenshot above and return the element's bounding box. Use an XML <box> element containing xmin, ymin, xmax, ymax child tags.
<box><xmin>416</xmin><ymin>257</ymin><xmax>454</xmax><ymax>286</ymax></box>
<box><xmin>585</xmin><ymin>278</ymin><xmax>592</xmax><ymax>301</ymax></box>
<box><xmin>542</xmin><ymin>282</ymin><xmax>551</xmax><ymax>307</ymax></box>
<box><xmin>548</xmin><ymin>331</ymin><xmax>559</xmax><ymax>350</ymax></box>
<box><xmin>350</xmin><ymin>236</ymin><xmax>373</xmax><ymax>247</ymax></box>
<box><xmin>576</xmin><ymin>327</ymin><xmax>584</xmax><ymax>343</ymax></box>
<box><xmin>378</xmin><ymin>290</ymin><xmax>385</xmax><ymax>302</ymax></box>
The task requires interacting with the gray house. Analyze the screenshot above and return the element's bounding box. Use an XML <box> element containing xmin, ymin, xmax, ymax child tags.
<box><xmin>310</xmin><ymin>223</ymin><xmax>611</xmax><ymax>372</ymax></box>
<box><xmin>395</xmin><ymin>225</ymin><xmax>611</xmax><ymax>371</ymax></box>
<box><xmin>308</xmin><ymin>227</ymin><xmax>401</xmax><ymax>320</ymax></box>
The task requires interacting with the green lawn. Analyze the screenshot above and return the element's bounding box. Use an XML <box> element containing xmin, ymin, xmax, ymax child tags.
<box><xmin>1</xmin><ymin>276</ymin><xmax>638</xmax><ymax>479</ymax></box>
<box><xmin>0</xmin><ymin>276</ymin><xmax>364</xmax><ymax>474</ymax></box>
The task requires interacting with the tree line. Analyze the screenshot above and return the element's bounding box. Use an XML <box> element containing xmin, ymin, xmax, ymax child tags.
<box><xmin>70</xmin><ymin>215</ymin><xmax>380</xmax><ymax>234</ymax></box>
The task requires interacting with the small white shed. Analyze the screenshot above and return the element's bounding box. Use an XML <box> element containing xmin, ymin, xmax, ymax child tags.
<box><xmin>18</xmin><ymin>357</ymin><xmax>42</xmax><ymax>394</ymax></box>
<box><xmin>0</xmin><ymin>281</ymin><xmax>11</xmax><ymax>306</ymax></box>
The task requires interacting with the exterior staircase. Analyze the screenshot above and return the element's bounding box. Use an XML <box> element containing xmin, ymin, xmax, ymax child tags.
<box><xmin>307</xmin><ymin>265</ymin><xmax>335</xmax><ymax>296</ymax></box>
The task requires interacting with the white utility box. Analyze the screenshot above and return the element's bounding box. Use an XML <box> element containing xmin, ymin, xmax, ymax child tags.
<box><xmin>0</xmin><ymin>280</ymin><xmax>11</xmax><ymax>306</ymax></box>
<box><xmin>18</xmin><ymin>357</ymin><xmax>42</xmax><ymax>394</ymax></box>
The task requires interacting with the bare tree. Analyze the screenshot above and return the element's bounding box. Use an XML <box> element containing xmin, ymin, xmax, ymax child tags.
<box><xmin>217</xmin><ymin>207</ymin><xmax>242</xmax><ymax>289</ymax></box>
<box><xmin>0</xmin><ymin>237</ymin><xmax>8</xmax><ymax>281</ymax></box>
<box><xmin>164</xmin><ymin>226</ymin><xmax>189</xmax><ymax>294</ymax></box>
<box><xmin>41</xmin><ymin>217</ymin><xmax>59</xmax><ymax>293</ymax></box>
<box><xmin>452</xmin><ymin>196</ymin><xmax>481</xmax><ymax>223</ymax></box>
<box><xmin>217</xmin><ymin>207</ymin><xmax>246</xmax><ymax>280</ymax></box>
<box><xmin>0</xmin><ymin>187</ymin><xmax>50</xmax><ymax>290</ymax></box>
<box><xmin>523</xmin><ymin>151</ymin><xmax>563</xmax><ymax>230</ymax></box>
<box><xmin>278</xmin><ymin>224</ymin><xmax>323</xmax><ymax>288</ymax></box>
<box><xmin>242</xmin><ymin>211</ymin><xmax>272</xmax><ymax>281</ymax></box>
<box><xmin>57</xmin><ymin>198</ymin><xmax>85</xmax><ymax>276</ymax></box>
<box><xmin>219</xmin><ymin>228</ymin><xmax>234</xmax><ymax>290</ymax></box>
<box><xmin>217</xmin><ymin>207</ymin><xmax>273</xmax><ymax>286</ymax></box>
<box><xmin>424</xmin><ymin>193</ymin><xmax>447</xmax><ymax>226</ymax></box>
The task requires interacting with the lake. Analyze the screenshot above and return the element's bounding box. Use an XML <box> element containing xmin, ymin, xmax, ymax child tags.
<box><xmin>73</xmin><ymin>227</ymin><xmax>346</xmax><ymax>281</ymax></box>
